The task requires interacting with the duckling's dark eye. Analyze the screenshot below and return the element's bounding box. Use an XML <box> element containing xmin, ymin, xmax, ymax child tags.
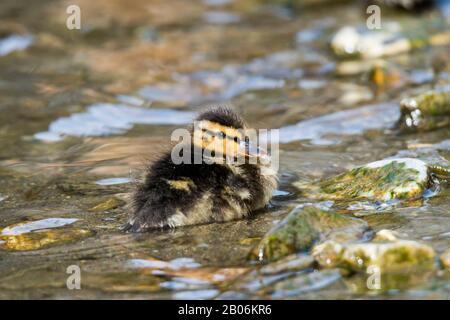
<box><xmin>218</xmin><ymin>131</ymin><xmax>226</xmax><ymax>139</ymax></box>
<box><xmin>233</xmin><ymin>137</ymin><xmax>239</xmax><ymax>143</ymax></box>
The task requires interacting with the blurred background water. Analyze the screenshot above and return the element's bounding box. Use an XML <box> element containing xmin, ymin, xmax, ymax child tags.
<box><xmin>0</xmin><ymin>0</ymin><xmax>449</xmax><ymax>299</ymax></box>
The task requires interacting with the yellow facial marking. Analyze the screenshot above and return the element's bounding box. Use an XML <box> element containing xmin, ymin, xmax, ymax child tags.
<box><xmin>198</xmin><ymin>120</ymin><xmax>242</xmax><ymax>138</ymax></box>
<box><xmin>165</xmin><ymin>178</ymin><xmax>195</xmax><ymax>192</ymax></box>
<box><xmin>193</xmin><ymin>120</ymin><xmax>245</xmax><ymax>159</ymax></box>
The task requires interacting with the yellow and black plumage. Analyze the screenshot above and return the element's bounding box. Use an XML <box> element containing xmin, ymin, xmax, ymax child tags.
<box><xmin>123</xmin><ymin>107</ymin><xmax>277</xmax><ymax>232</ymax></box>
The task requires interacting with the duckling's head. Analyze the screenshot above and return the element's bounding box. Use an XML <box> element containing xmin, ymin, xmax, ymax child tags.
<box><xmin>192</xmin><ymin>107</ymin><xmax>266</xmax><ymax>165</ymax></box>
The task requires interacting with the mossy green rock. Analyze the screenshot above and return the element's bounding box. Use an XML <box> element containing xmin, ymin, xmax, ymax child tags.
<box><xmin>295</xmin><ymin>158</ymin><xmax>431</xmax><ymax>202</ymax></box>
<box><xmin>398</xmin><ymin>88</ymin><xmax>450</xmax><ymax>132</ymax></box>
<box><xmin>313</xmin><ymin>240</ymin><xmax>435</xmax><ymax>272</ymax></box>
<box><xmin>249</xmin><ymin>206</ymin><xmax>368</xmax><ymax>262</ymax></box>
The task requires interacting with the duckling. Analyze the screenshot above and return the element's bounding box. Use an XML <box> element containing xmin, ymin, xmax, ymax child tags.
<box><xmin>123</xmin><ymin>107</ymin><xmax>277</xmax><ymax>232</ymax></box>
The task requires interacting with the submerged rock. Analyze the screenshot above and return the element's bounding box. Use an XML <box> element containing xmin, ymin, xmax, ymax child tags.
<box><xmin>344</xmin><ymin>268</ymin><xmax>434</xmax><ymax>294</ymax></box>
<box><xmin>312</xmin><ymin>239</ymin><xmax>435</xmax><ymax>272</ymax></box>
<box><xmin>397</xmin><ymin>87</ymin><xmax>450</xmax><ymax>132</ymax></box>
<box><xmin>373</xmin><ymin>229</ymin><xmax>401</xmax><ymax>242</ymax></box>
<box><xmin>249</xmin><ymin>206</ymin><xmax>369</xmax><ymax>262</ymax></box>
<box><xmin>88</xmin><ymin>197</ymin><xmax>125</xmax><ymax>212</ymax></box>
<box><xmin>268</xmin><ymin>269</ymin><xmax>342</xmax><ymax>298</ymax></box>
<box><xmin>331</xmin><ymin>23</ymin><xmax>450</xmax><ymax>60</ymax></box>
<box><xmin>0</xmin><ymin>218</ymin><xmax>91</xmax><ymax>251</ymax></box>
<box><xmin>294</xmin><ymin>158</ymin><xmax>434</xmax><ymax>202</ymax></box>
<box><xmin>440</xmin><ymin>249</ymin><xmax>450</xmax><ymax>270</ymax></box>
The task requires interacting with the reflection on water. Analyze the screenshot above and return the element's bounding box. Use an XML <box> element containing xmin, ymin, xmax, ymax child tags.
<box><xmin>278</xmin><ymin>103</ymin><xmax>400</xmax><ymax>144</ymax></box>
<box><xmin>95</xmin><ymin>177</ymin><xmax>133</xmax><ymax>186</ymax></box>
<box><xmin>0</xmin><ymin>0</ymin><xmax>449</xmax><ymax>299</ymax></box>
<box><xmin>35</xmin><ymin>103</ymin><xmax>197</xmax><ymax>141</ymax></box>
<box><xmin>1</xmin><ymin>218</ymin><xmax>79</xmax><ymax>236</ymax></box>
<box><xmin>0</xmin><ymin>218</ymin><xmax>91</xmax><ymax>251</ymax></box>
<box><xmin>127</xmin><ymin>257</ymin><xmax>202</xmax><ymax>270</ymax></box>
<box><xmin>0</xmin><ymin>34</ymin><xmax>34</xmax><ymax>56</ymax></box>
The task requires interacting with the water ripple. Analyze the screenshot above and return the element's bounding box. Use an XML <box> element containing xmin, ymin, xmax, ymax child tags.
<box><xmin>35</xmin><ymin>103</ymin><xmax>196</xmax><ymax>141</ymax></box>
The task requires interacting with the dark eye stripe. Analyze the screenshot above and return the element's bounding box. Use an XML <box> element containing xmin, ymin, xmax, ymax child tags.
<box><xmin>201</xmin><ymin>128</ymin><xmax>240</xmax><ymax>142</ymax></box>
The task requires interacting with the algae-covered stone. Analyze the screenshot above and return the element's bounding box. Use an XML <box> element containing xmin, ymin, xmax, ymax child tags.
<box><xmin>249</xmin><ymin>206</ymin><xmax>368</xmax><ymax>262</ymax></box>
<box><xmin>0</xmin><ymin>218</ymin><xmax>92</xmax><ymax>251</ymax></box>
<box><xmin>295</xmin><ymin>158</ymin><xmax>431</xmax><ymax>202</ymax></box>
<box><xmin>398</xmin><ymin>88</ymin><xmax>450</xmax><ymax>132</ymax></box>
<box><xmin>312</xmin><ymin>240</ymin><xmax>435</xmax><ymax>272</ymax></box>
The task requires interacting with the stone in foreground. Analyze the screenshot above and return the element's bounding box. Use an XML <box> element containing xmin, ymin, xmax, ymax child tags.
<box><xmin>312</xmin><ymin>239</ymin><xmax>435</xmax><ymax>272</ymax></box>
<box><xmin>249</xmin><ymin>206</ymin><xmax>368</xmax><ymax>262</ymax></box>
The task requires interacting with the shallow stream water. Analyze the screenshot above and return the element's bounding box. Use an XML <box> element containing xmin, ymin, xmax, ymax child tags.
<box><xmin>0</xmin><ymin>0</ymin><xmax>449</xmax><ymax>299</ymax></box>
